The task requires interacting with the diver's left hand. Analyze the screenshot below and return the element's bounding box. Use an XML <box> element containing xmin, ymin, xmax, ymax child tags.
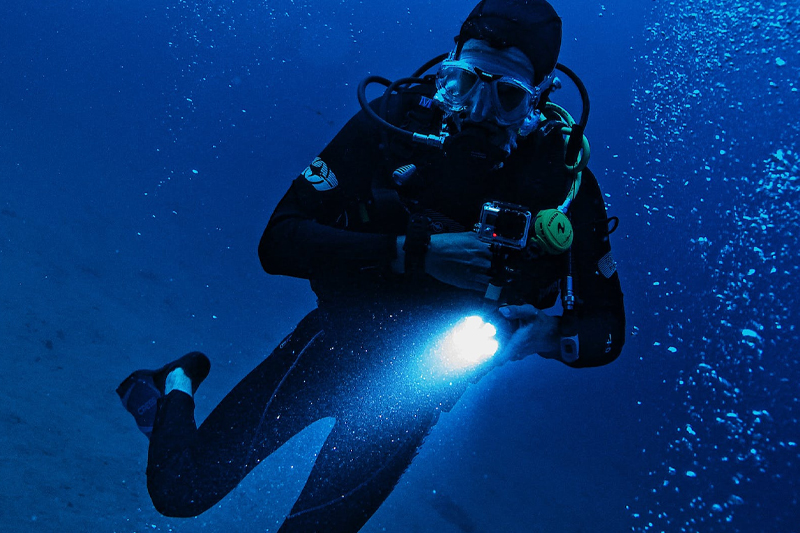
<box><xmin>496</xmin><ymin>304</ymin><xmax>561</xmax><ymax>362</ymax></box>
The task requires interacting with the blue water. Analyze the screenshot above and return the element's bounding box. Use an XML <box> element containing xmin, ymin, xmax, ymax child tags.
<box><xmin>1</xmin><ymin>1</ymin><xmax>797</xmax><ymax>532</ymax></box>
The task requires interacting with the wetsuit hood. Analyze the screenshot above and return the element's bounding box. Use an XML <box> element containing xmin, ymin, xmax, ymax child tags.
<box><xmin>457</xmin><ymin>0</ymin><xmax>562</xmax><ymax>86</ymax></box>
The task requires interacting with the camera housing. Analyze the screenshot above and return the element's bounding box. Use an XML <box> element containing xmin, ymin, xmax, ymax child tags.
<box><xmin>476</xmin><ymin>201</ymin><xmax>532</xmax><ymax>250</ymax></box>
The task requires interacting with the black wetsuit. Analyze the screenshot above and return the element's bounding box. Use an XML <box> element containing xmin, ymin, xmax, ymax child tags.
<box><xmin>146</xmin><ymin>88</ymin><xmax>625</xmax><ymax>532</ymax></box>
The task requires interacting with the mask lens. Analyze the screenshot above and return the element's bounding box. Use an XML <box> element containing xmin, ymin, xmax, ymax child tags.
<box><xmin>453</xmin><ymin>69</ymin><xmax>479</xmax><ymax>96</ymax></box>
<box><xmin>495</xmin><ymin>81</ymin><xmax>530</xmax><ymax>113</ymax></box>
<box><xmin>439</xmin><ymin>65</ymin><xmax>479</xmax><ymax>104</ymax></box>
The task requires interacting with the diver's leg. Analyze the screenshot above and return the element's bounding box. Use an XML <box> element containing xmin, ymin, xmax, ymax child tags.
<box><xmin>116</xmin><ymin>352</ymin><xmax>210</xmax><ymax>438</ymax></box>
<box><xmin>276</xmin><ymin>408</ymin><xmax>441</xmax><ymax>533</ymax></box>
<box><xmin>146</xmin><ymin>310</ymin><xmax>330</xmax><ymax>517</ymax></box>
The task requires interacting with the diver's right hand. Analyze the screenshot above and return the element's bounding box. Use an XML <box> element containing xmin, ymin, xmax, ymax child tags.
<box><xmin>424</xmin><ymin>232</ymin><xmax>493</xmax><ymax>292</ymax></box>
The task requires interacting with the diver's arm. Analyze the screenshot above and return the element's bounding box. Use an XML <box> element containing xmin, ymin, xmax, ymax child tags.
<box><xmin>259</xmin><ymin>106</ymin><xmax>398</xmax><ymax>279</ymax></box>
<box><xmin>560</xmin><ymin>168</ymin><xmax>626</xmax><ymax>368</ymax></box>
<box><xmin>259</xmin><ymin>178</ymin><xmax>397</xmax><ymax>279</ymax></box>
<box><xmin>262</xmin><ymin>179</ymin><xmax>496</xmax><ymax>285</ymax></box>
<box><xmin>392</xmin><ymin>232</ymin><xmax>493</xmax><ymax>292</ymax></box>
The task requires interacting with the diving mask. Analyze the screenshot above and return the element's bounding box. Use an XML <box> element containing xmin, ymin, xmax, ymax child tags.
<box><xmin>434</xmin><ymin>43</ymin><xmax>550</xmax><ymax>128</ymax></box>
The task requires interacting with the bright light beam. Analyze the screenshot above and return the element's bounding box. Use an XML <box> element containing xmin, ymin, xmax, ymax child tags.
<box><xmin>438</xmin><ymin>316</ymin><xmax>499</xmax><ymax>370</ymax></box>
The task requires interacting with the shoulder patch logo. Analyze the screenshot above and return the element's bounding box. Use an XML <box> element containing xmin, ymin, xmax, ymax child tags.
<box><xmin>302</xmin><ymin>157</ymin><xmax>338</xmax><ymax>191</ymax></box>
<box><xmin>418</xmin><ymin>96</ymin><xmax>433</xmax><ymax>109</ymax></box>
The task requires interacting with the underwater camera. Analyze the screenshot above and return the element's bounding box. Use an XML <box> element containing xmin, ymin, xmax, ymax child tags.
<box><xmin>475</xmin><ymin>201</ymin><xmax>532</xmax><ymax>250</ymax></box>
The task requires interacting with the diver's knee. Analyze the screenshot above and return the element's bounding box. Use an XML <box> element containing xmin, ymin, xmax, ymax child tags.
<box><xmin>147</xmin><ymin>471</ymin><xmax>205</xmax><ymax>518</ymax></box>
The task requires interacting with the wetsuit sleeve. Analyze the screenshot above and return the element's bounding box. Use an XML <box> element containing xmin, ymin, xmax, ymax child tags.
<box><xmin>564</xmin><ymin>169</ymin><xmax>626</xmax><ymax>368</ymax></box>
<box><xmin>258</xmin><ymin>106</ymin><xmax>397</xmax><ymax>279</ymax></box>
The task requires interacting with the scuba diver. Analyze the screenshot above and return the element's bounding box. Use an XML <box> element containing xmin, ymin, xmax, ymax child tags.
<box><xmin>116</xmin><ymin>0</ymin><xmax>625</xmax><ymax>531</ymax></box>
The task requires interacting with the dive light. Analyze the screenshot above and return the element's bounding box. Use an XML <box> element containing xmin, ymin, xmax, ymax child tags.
<box><xmin>436</xmin><ymin>315</ymin><xmax>500</xmax><ymax>371</ymax></box>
